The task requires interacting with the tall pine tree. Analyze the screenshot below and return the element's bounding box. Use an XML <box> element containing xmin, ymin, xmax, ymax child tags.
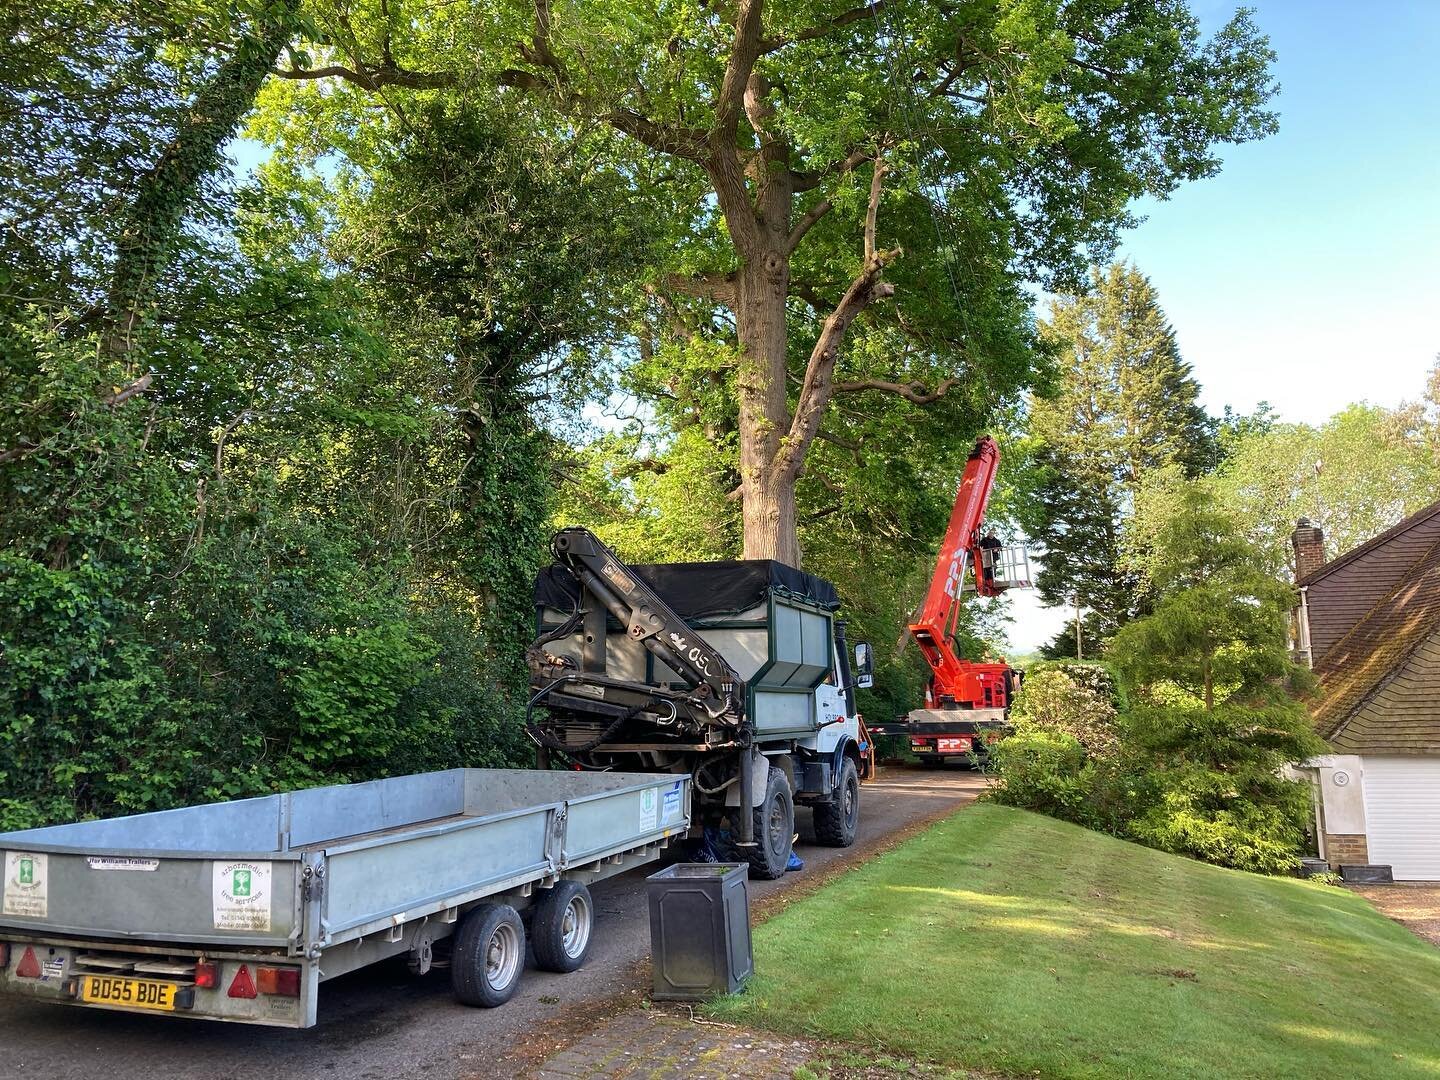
<box><xmin>1025</xmin><ymin>263</ymin><xmax>1215</xmax><ymax>656</ymax></box>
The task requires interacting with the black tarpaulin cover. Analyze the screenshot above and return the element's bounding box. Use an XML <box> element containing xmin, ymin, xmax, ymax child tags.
<box><xmin>534</xmin><ymin>559</ymin><xmax>840</xmax><ymax>620</ymax></box>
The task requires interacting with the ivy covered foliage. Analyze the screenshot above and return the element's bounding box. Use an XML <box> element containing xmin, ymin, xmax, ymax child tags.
<box><xmin>0</xmin><ymin>283</ymin><xmax>543</xmax><ymax>829</ymax></box>
<box><xmin>0</xmin><ymin>4</ymin><xmax>640</xmax><ymax>828</ymax></box>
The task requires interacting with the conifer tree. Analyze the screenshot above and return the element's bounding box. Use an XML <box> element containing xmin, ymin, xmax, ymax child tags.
<box><xmin>1025</xmin><ymin>263</ymin><xmax>1215</xmax><ymax>655</ymax></box>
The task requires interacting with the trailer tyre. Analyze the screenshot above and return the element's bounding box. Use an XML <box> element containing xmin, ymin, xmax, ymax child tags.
<box><xmin>531</xmin><ymin>881</ymin><xmax>594</xmax><ymax>973</ymax></box>
<box><xmin>813</xmin><ymin>757</ymin><xmax>860</xmax><ymax>847</ymax></box>
<box><xmin>746</xmin><ymin>767</ymin><xmax>795</xmax><ymax>880</ymax></box>
<box><xmin>452</xmin><ymin>903</ymin><xmax>526</xmax><ymax>1007</ymax></box>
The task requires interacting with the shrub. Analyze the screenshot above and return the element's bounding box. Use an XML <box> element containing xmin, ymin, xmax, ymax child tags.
<box><xmin>987</xmin><ymin>727</ymin><xmax>1100</xmax><ymax>826</ymax></box>
<box><xmin>1009</xmin><ymin>668</ymin><xmax>1119</xmax><ymax>757</ymax></box>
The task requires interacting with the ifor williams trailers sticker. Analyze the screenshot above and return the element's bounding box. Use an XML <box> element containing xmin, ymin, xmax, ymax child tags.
<box><xmin>2</xmin><ymin>852</ymin><xmax>48</xmax><ymax>918</ymax></box>
<box><xmin>212</xmin><ymin>860</ymin><xmax>272</xmax><ymax>931</ymax></box>
<box><xmin>662</xmin><ymin>781</ymin><xmax>683</xmax><ymax>824</ymax></box>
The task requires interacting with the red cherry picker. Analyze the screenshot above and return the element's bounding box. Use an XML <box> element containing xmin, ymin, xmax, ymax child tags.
<box><xmin>872</xmin><ymin>435</ymin><xmax>1030</xmax><ymax>766</ymax></box>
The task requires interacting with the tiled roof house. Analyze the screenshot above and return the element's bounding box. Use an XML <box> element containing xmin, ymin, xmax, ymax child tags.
<box><xmin>1292</xmin><ymin>502</ymin><xmax>1440</xmax><ymax>879</ymax></box>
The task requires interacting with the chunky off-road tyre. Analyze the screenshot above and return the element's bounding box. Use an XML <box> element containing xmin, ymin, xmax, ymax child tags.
<box><xmin>746</xmin><ymin>767</ymin><xmax>795</xmax><ymax>880</ymax></box>
<box><xmin>531</xmin><ymin>880</ymin><xmax>594</xmax><ymax>973</ymax></box>
<box><xmin>451</xmin><ymin>902</ymin><xmax>526</xmax><ymax>1007</ymax></box>
<box><xmin>813</xmin><ymin>757</ymin><xmax>860</xmax><ymax>847</ymax></box>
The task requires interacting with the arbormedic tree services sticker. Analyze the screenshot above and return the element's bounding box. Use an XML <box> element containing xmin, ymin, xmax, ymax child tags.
<box><xmin>212</xmin><ymin>860</ymin><xmax>272</xmax><ymax>931</ymax></box>
<box><xmin>3</xmin><ymin>852</ymin><xmax>48</xmax><ymax>918</ymax></box>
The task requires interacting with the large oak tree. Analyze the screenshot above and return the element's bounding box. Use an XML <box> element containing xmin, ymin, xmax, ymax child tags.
<box><xmin>271</xmin><ymin>0</ymin><xmax>1278</xmax><ymax>566</ymax></box>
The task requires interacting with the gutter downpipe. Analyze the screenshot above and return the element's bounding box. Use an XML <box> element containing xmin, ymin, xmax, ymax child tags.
<box><xmin>1296</xmin><ymin>585</ymin><xmax>1313</xmax><ymax>669</ymax></box>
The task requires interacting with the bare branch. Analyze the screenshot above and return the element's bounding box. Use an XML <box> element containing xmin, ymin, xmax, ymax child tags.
<box><xmin>101</xmin><ymin>373</ymin><xmax>153</xmax><ymax>406</ymax></box>
<box><xmin>793</xmin><ymin>147</ymin><xmax>871</xmax><ymax>192</ymax></box>
<box><xmin>817</xmin><ymin>428</ymin><xmax>864</xmax><ymax>453</ymax></box>
<box><xmin>497</xmin><ymin>68</ymin><xmax>708</xmax><ymax>159</ymax></box>
<box><xmin>214</xmin><ymin>408</ymin><xmax>256</xmax><ymax>479</ymax></box>
<box><xmin>834</xmin><ymin>377</ymin><xmax>959</xmax><ymax>404</ymax></box>
<box><xmin>2</xmin><ymin>374</ymin><xmax>156</xmax><ymax>465</ymax></box>
<box><xmin>713</xmin><ymin>0</ymin><xmax>766</xmax><ymax>140</ymax></box>
<box><xmin>616</xmin><ymin>457</ymin><xmax>671</xmax><ymax>478</ymax></box>
<box><xmin>759</xmin><ymin>1</ymin><xmax>893</xmax><ymax>52</ymax></box>
<box><xmin>775</xmin><ymin>156</ymin><xmax>900</xmax><ymax>481</ymax></box>
<box><xmin>274</xmin><ymin>62</ymin><xmax>454</xmax><ymax>90</ymax></box>
<box><xmin>787</xmin><ymin>197</ymin><xmax>833</xmax><ymax>253</ymax></box>
<box><xmin>659</xmin><ymin>272</ymin><xmax>738</xmax><ymax>306</ymax></box>
<box><xmin>864</xmin><ymin>158</ymin><xmax>886</xmax><ymax>263</ymax></box>
<box><xmin>790</xmin><ymin>280</ymin><xmax>838</xmax><ymax>313</ymax></box>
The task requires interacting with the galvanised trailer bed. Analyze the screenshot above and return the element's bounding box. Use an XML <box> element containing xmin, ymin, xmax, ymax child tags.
<box><xmin>0</xmin><ymin>768</ymin><xmax>689</xmax><ymax>1027</ymax></box>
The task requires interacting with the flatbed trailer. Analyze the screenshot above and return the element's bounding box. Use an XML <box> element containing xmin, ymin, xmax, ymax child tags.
<box><xmin>0</xmin><ymin>768</ymin><xmax>689</xmax><ymax>1027</ymax></box>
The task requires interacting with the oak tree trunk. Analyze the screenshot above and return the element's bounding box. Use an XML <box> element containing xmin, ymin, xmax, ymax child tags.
<box><xmin>733</xmin><ymin>141</ymin><xmax>803</xmax><ymax>566</ymax></box>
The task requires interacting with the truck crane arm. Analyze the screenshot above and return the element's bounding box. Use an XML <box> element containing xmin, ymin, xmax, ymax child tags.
<box><xmin>527</xmin><ymin>527</ymin><xmax>760</xmax><ymax>845</ymax></box>
<box><xmin>534</xmin><ymin>527</ymin><xmax>746</xmax><ymax>725</ymax></box>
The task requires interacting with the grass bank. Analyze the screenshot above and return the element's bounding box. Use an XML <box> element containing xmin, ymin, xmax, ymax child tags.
<box><xmin>709</xmin><ymin>803</ymin><xmax>1440</xmax><ymax>1079</ymax></box>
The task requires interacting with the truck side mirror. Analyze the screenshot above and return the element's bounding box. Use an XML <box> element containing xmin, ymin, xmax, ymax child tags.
<box><xmin>854</xmin><ymin>642</ymin><xmax>874</xmax><ymax>689</ymax></box>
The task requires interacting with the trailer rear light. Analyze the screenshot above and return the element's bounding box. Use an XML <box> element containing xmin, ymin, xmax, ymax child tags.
<box><xmin>256</xmin><ymin>966</ymin><xmax>301</xmax><ymax>997</ymax></box>
<box><xmin>193</xmin><ymin>961</ymin><xmax>219</xmax><ymax>988</ymax></box>
<box><xmin>0</xmin><ymin>942</ymin><xmax>9</xmax><ymax>969</ymax></box>
<box><xmin>15</xmin><ymin>946</ymin><xmax>41</xmax><ymax>979</ymax></box>
<box><xmin>227</xmin><ymin>964</ymin><xmax>257</xmax><ymax>999</ymax></box>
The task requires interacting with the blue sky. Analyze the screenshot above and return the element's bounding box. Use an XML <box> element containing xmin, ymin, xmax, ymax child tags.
<box><xmin>1008</xmin><ymin>0</ymin><xmax>1440</xmax><ymax>651</ymax></box>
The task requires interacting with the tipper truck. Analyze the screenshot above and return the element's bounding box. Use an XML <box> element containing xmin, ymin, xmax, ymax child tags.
<box><xmin>527</xmin><ymin>527</ymin><xmax>874</xmax><ymax>879</ymax></box>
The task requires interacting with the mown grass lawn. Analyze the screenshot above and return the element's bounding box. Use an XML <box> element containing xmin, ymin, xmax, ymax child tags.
<box><xmin>709</xmin><ymin>804</ymin><xmax>1440</xmax><ymax>1079</ymax></box>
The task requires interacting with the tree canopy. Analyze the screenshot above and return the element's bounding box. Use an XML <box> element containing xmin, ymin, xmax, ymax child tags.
<box><xmin>264</xmin><ymin>0</ymin><xmax>1279</xmax><ymax>566</ymax></box>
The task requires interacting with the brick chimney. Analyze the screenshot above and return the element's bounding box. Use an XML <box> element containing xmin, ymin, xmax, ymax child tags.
<box><xmin>1292</xmin><ymin>518</ymin><xmax>1326</xmax><ymax>582</ymax></box>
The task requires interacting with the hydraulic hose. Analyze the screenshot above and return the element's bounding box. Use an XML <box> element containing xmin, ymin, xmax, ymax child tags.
<box><xmin>525</xmin><ymin>686</ymin><xmax>671</xmax><ymax>756</ymax></box>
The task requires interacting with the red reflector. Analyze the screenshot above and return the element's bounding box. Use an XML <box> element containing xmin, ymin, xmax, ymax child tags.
<box><xmin>193</xmin><ymin>961</ymin><xmax>219</xmax><ymax>988</ymax></box>
<box><xmin>16</xmin><ymin>946</ymin><xmax>41</xmax><ymax>979</ymax></box>
<box><xmin>227</xmin><ymin>964</ymin><xmax>257</xmax><ymax>999</ymax></box>
<box><xmin>256</xmin><ymin>966</ymin><xmax>301</xmax><ymax>997</ymax></box>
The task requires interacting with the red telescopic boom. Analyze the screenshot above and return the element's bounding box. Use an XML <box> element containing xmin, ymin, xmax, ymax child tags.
<box><xmin>908</xmin><ymin>435</ymin><xmax>1011</xmax><ymax>710</ymax></box>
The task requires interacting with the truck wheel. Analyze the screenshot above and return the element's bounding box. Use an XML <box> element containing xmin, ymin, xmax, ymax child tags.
<box><xmin>813</xmin><ymin>757</ymin><xmax>860</xmax><ymax>847</ymax></box>
<box><xmin>531</xmin><ymin>881</ymin><xmax>593</xmax><ymax>973</ymax></box>
<box><xmin>746</xmin><ymin>767</ymin><xmax>795</xmax><ymax>880</ymax></box>
<box><xmin>451</xmin><ymin>902</ymin><xmax>526</xmax><ymax>1007</ymax></box>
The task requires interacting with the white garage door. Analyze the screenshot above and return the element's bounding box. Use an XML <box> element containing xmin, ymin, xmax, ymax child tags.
<box><xmin>1362</xmin><ymin>756</ymin><xmax>1440</xmax><ymax>880</ymax></box>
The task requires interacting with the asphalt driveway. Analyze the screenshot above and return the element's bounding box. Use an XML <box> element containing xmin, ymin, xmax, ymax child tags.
<box><xmin>0</xmin><ymin>767</ymin><xmax>985</xmax><ymax>1080</ymax></box>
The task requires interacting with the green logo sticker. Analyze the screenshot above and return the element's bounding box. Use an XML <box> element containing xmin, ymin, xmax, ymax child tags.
<box><xmin>18</xmin><ymin>858</ymin><xmax>33</xmax><ymax>885</ymax></box>
<box><xmin>232</xmin><ymin>869</ymin><xmax>252</xmax><ymax>897</ymax></box>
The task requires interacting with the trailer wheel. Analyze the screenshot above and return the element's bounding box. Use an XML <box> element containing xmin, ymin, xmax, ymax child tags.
<box><xmin>531</xmin><ymin>881</ymin><xmax>594</xmax><ymax>973</ymax></box>
<box><xmin>451</xmin><ymin>903</ymin><xmax>526</xmax><ymax>1007</ymax></box>
<box><xmin>746</xmin><ymin>767</ymin><xmax>794</xmax><ymax>880</ymax></box>
<box><xmin>813</xmin><ymin>757</ymin><xmax>860</xmax><ymax>847</ymax></box>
